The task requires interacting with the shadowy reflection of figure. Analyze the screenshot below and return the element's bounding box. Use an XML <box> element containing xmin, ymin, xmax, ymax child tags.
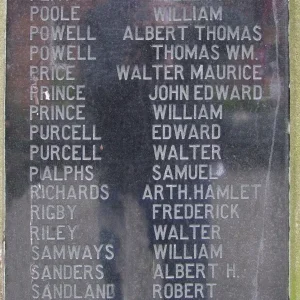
<box><xmin>81</xmin><ymin>0</ymin><xmax>223</xmax><ymax>299</ymax></box>
<box><xmin>82</xmin><ymin>1</ymin><xmax>155</xmax><ymax>299</ymax></box>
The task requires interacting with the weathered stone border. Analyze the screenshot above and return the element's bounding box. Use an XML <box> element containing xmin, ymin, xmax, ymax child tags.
<box><xmin>290</xmin><ymin>0</ymin><xmax>300</xmax><ymax>299</ymax></box>
<box><xmin>0</xmin><ymin>0</ymin><xmax>5</xmax><ymax>299</ymax></box>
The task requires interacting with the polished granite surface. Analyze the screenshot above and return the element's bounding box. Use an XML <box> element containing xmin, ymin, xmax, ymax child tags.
<box><xmin>5</xmin><ymin>0</ymin><xmax>289</xmax><ymax>299</ymax></box>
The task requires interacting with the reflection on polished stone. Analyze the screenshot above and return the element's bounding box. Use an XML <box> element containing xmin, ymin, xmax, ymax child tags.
<box><xmin>5</xmin><ymin>0</ymin><xmax>289</xmax><ymax>299</ymax></box>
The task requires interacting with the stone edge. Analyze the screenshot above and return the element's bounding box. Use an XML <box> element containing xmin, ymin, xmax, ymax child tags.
<box><xmin>0</xmin><ymin>0</ymin><xmax>5</xmax><ymax>299</ymax></box>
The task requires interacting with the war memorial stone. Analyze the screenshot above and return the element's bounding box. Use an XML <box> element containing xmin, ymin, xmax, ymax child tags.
<box><xmin>5</xmin><ymin>0</ymin><xmax>289</xmax><ymax>299</ymax></box>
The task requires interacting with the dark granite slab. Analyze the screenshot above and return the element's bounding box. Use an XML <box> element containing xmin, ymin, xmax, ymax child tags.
<box><xmin>5</xmin><ymin>0</ymin><xmax>289</xmax><ymax>299</ymax></box>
